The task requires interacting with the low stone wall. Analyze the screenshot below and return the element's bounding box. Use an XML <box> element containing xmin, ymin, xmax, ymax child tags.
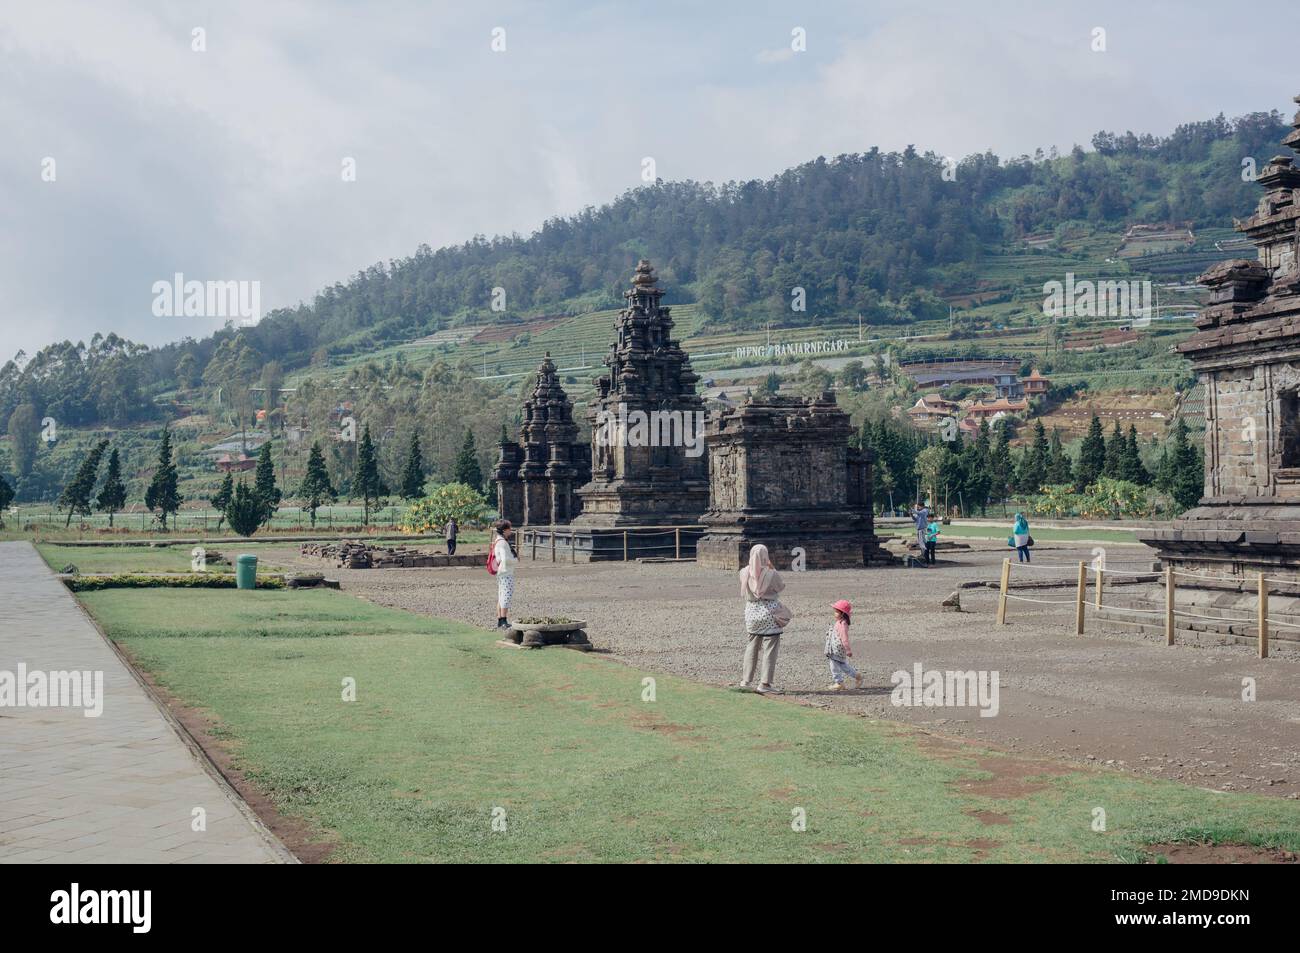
<box><xmin>300</xmin><ymin>540</ymin><xmax>480</xmax><ymax>569</ymax></box>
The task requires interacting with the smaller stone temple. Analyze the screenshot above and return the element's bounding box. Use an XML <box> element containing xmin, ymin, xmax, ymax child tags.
<box><xmin>494</xmin><ymin>354</ymin><xmax>589</xmax><ymax>526</ymax></box>
<box><xmin>696</xmin><ymin>392</ymin><xmax>893</xmax><ymax>570</ymax></box>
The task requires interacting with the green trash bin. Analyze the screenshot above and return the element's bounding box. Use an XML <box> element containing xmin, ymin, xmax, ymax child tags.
<box><xmin>235</xmin><ymin>554</ymin><xmax>258</xmax><ymax>590</ymax></box>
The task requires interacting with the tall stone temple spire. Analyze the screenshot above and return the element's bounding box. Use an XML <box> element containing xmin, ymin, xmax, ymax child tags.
<box><xmin>1141</xmin><ymin>93</ymin><xmax>1300</xmax><ymax>580</ymax></box>
<box><xmin>573</xmin><ymin>259</ymin><xmax>709</xmax><ymax>526</ymax></box>
<box><xmin>494</xmin><ymin>353</ymin><xmax>588</xmax><ymax>526</ymax></box>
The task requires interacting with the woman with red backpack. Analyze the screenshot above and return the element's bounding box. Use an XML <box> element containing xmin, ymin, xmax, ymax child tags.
<box><xmin>488</xmin><ymin>519</ymin><xmax>518</xmax><ymax>628</ymax></box>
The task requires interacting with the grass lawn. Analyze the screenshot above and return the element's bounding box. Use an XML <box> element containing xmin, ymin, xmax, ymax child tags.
<box><xmin>35</xmin><ymin>542</ymin><xmax>286</xmax><ymax>575</ymax></box>
<box><xmin>79</xmin><ymin>588</ymin><xmax>1300</xmax><ymax>863</ymax></box>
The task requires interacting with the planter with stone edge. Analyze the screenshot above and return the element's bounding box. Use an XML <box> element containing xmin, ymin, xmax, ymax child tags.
<box><xmin>505</xmin><ymin>618</ymin><xmax>591</xmax><ymax>650</ymax></box>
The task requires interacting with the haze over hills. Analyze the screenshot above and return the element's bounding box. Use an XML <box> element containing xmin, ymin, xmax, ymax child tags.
<box><xmin>0</xmin><ymin>106</ymin><xmax>1289</xmax><ymax>437</ymax></box>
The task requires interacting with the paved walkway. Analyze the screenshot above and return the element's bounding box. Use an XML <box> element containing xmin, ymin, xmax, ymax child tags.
<box><xmin>0</xmin><ymin>542</ymin><xmax>289</xmax><ymax>863</ymax></box>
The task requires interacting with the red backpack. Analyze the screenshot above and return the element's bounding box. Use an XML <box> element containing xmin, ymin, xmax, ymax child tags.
<box><xmin>486</xmin><ymin>542</ymin><xmax>498</xmax><ymax>575</ymax></box>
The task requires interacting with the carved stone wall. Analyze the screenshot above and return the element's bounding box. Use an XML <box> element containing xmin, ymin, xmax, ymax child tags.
<box><xmin>696</xmin><ymin>392</ymin><xmax>892</xmax><ymax>570</ymax></box>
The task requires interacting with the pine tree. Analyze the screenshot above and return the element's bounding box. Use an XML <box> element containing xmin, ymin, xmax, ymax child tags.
<box><xmin>355</xmin><ymin>425</ymin><xmax>387</xmax><ymax>525</ymax></box>
<box><xmin>1047</xmin><ymin>427</ymin><xmax>1074</xmax><ymax>485</ymax></box>
<box><xmin>1120</xmin><ymin>425</ymin><xmax>1149</xmax><ymax>485</ymax></box>
<box><xmin>252</xmin><ymin>441</ymin><xmax>281</xmax><ymax>527</ymax></box>
<box><xmin>225</xmin><ymin>480</ymin><xmax>262</xmax><ymax>537</ymax></box>
<box><xmin>1169</xmin><ymin>419</ymin><xmax>1203</xmax><ymax>511</ymax></box>
<box><xmin>1076</xmin><ymin>415</ymin><xmax>1106</xmax><ymax>490</ymax></box>
<box><xmin>95</xmin><ymin>447</ymin><xmax>127</xmax><ymax>527</ymax></box>
<box><xmin>59</xmin><ymin>439</ymin><xmax>108</xmax><ymax>527</ymax></box>
<box><xmin>1018</xmin><ymin>420</ymin><xmax>1049</xmax><ymax>494</ymax></box>
<box><xmin>298</xmin><ymin>442</ymin><xmax>336</xmax><ymax>527</ymax></box>
<box><xmin>210</xmin><ymin>471</ymin><xmax>234</xmax><ymax>531</ymax></box>
<box><xmin>145</xmin><ymin>428</ymin><xmax>183</xmax><ymax>531</ymax></box>
<box><xmin>401</xmin><ymin>432</ymin><xmax>425</xmax><ymax>499</ymax></box>
<box><xmin>453</xmin><ymin>428</ymin><xmax>483</xmax><ymax>493</ymax></box>
<box><xmin>990</xmin><ymin>420</ymin><xmax>1013</xmax><ymax>505</ymax></box>
<box><xmin>1103</xmin><ymin>420</ymin><xmax>1125</xmax><ymax>478</ymax></box>
<box><xmin>0</xmin><ymin>472</ymin><xmax>13</xmax><ymax>528</ymax></box>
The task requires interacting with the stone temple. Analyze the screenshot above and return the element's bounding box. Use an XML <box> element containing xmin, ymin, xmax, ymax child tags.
<box><xmin>494</xmin><ymin>353</ymin><xmax>589</xmax><ymax>527</ymax></box>
<box><xmin>572</xmin><ymin>259</ymin><xmax>709</xmax><ymax>527</ymax></box>
<box><xmin>1140</xmin><ymin>94</ymin><xmax>1300</xmax><ymax>585</ymax></box>
<box><xmin>697</xmin><ymin>393</ymin><xmax>892</xmax><ymax>570</ymax></box>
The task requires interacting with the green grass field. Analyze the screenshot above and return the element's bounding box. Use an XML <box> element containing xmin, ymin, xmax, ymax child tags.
<box><xmin>78</xmin><ymin>587</ymin><xmax>1300</xmax><ymax>863</ymax></box>
<box><xmin>34</xmin><ymin>541</ymin><xmax>292</xmax><ymax>574</ymax></box>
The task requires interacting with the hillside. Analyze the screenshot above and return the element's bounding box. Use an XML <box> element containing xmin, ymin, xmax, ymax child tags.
<box><xmin>0</xmin><ymin>107</ymin><xmax>1286</xmax><ymax>504</ymax></box>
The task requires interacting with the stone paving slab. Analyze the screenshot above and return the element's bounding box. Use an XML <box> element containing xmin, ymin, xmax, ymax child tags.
<box><xmin>0</xmin><ymin>542</ymin><xmax>290</xmax><ymax>863</ymax></box>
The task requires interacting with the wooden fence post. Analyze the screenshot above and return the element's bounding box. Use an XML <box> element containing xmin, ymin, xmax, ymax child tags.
<box><xmin>996</xmin><ymin>558</ymin><xmax>1010</xmax><ymax>625</ymax></box>
<box><xmin>571</xmin><ymin>532</ymin><xmax>576</xmax><ymax>564</ymax></box>
<box><xmin>1164</xmin><ymin>566</ymin><xmax>1175</xmax><ymax>646</ymax></box>
<box><xmin>1075</xmin><ymin>561</ymin><xmax>1087</xmax><ymax>635</ymax></box>
<box><xmin>1258</xmin><ymin>571</ymin><xmax>1269</xmax><ymax>660</ymax></box>
<box><xmin>623</xmin><ymin>530</ymin><xmax>629</xmax><ymax>562</ymax></box>
<box><xmin>551</xmin><ymin>528</ymin><xmax>556</xmax><ymax>563</ymax></box>
<box><xmin>675</xmin><ymin>527</ymin><xmax>681</xmax><ymax>559</ymax></box>
<box><xmin>1094</xmin><ymin>567</ymin><xmax>1104</xmax><ymax>609</ymax></box>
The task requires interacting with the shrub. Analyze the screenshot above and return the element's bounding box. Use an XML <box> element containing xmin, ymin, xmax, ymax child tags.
<box><xmin>64</xmin><ymin>573</ymin><xmax>285</xmax><ymax>591</ymax></box>
<box><xmin>400</xmin><ymin>482</ymin><xmax>489</xmax><ymax>534</ymax></box>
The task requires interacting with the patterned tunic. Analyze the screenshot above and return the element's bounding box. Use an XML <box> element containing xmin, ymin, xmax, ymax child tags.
<box><xmin>744</xmin><ymin>597</ymin><xmax>784</xmax><ymax>636</ymax></box>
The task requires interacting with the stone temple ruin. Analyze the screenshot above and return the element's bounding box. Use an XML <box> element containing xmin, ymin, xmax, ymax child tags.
<box><xmin>573</xmin><ymin>259</ymin><xmax>710</xmax><ymax>527</ymax></box>
<box><xmin>506</xmin><ymin>258</ymin><xmax>889</xmax><ymax>567</ymax></box>
<box><xmin>494</xmin><ymin>353</ymin><xmax>589</xmax><ymax>527</ymax></box>
<box><xmin>518</xmin><ymin>260</ymin><xmax>710</xmax><ymax>560</ymax></box>
<box><xmin>1134</xmin><ymin>93</ymin><xmax>1300</xmax><ymax>642</ymax></box>
<box><xmin>1141</xmin><ymin>96</ymin><xmax>1300</xmax><ymax>578</ymax></box>
<box><xmin>697</xmin><ymin>393</ymin><xmax>892</xmax><ymax>570</ymax></box>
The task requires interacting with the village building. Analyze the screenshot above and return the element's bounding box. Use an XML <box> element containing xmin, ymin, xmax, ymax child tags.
<box><xmin>494</xmin><ymin>353</ymin><xmax>589</xmax><ymax>527</ymax></box>
<box><xmin>697</xmin><ymin>393</ymin><xmax>893</xmax><ymax>569</ymax></box>
<box><xmin>1022</xmin><ymin>368</ymin><xmax>1050</xmax><ymax>397</ymax></box>
<box><xmin>902</xmin><ymin>359</ymin><xmax>1024</xmax><ymax>399</ymax></box>
<box><xmin>906</xmin><ymin>394</ymin><xmax>958</xmax><ymax>425</ymax></box>
<box><xmin>215</xmin><ymin>452</ymin><xmax>256</xmax><ymax>473</ymax></box>
<box><xmin>964</xmin><ymin>396</ymin><xmax>1029</xmax><ymax>421</ymax></box>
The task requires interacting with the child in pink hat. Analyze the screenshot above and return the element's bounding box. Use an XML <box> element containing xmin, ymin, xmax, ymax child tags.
<box><xmin>824</xmin><ymin>600</ymin><xmax>863</xmax><ymax>691</ymax></box>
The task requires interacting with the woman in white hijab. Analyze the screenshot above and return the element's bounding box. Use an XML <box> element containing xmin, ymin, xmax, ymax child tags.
<box><xmin>738</xmin><ymin>544</ymin><xmax>789</xmax><ymax>694</ymax></box>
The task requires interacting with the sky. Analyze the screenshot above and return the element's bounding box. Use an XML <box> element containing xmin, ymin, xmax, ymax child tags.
<box><xmin>2</xmin><ymin>0</ymin><xmax>1297</xmax><ymax>359</ymax></box>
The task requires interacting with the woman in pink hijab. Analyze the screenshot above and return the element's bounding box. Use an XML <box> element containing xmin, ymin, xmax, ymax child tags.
<box><xmin>738</xmin><ymin>544</ymin><xmax>790</xmax><ymax>694</ymax></box>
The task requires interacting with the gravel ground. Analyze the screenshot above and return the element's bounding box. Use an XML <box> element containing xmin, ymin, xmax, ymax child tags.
<box><xmin>266</xmin><ymin>539</ymin><xmax>1300</xmax><ymax>799</ymax></box>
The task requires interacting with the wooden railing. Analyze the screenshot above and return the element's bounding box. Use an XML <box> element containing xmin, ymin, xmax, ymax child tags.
<box><xmin>996</xmin><ymin>559</ymin><xmax>1288</xmax><ymax>659</ymax></box>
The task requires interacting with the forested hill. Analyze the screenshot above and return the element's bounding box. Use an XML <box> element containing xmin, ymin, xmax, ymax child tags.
<box><xmin>1</xmin><ymin>108</ymin><xmax>1289</xmax><ymax>430</ymax></box>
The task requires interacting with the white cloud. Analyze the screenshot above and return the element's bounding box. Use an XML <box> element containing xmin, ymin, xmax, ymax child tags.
<box><xmin>0</xmin><ymin>0</ymin><xmax>1296</xmax><ymax>358</ymax></box>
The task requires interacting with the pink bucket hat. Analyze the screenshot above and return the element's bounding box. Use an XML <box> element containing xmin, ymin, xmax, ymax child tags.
<box><xmin>831</xmin><ymin>599</ymin><xmax>853</xmax><ymax>618</ymax></box>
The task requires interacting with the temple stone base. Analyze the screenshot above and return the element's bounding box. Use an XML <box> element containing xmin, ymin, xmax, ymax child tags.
<box><xmin>1139</xmin><ymin>500</ymin><xmax>1300</xmax><ymax>580</ymax></box>
<box><xmin>521</xmin><ymin>525</ymin><xmax>704</xmax><ymax>563</ymax></box>
<box><xmin>696</xmin><ymin>515</ymin><xmax>895</xmax><ymax>571</ymax></box>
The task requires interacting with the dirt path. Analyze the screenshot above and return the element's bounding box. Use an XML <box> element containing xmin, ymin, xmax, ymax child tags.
<box><xmin>268</xmin><ymin>539</ymin><xmax>1300</xmax><ymax>799</ymax></box>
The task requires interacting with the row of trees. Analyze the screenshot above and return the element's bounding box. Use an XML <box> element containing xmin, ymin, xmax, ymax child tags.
<box><xmin>859</xmin><ymin>412</ymin><xmax>1204</xmax><ymax>517</ymax></box>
